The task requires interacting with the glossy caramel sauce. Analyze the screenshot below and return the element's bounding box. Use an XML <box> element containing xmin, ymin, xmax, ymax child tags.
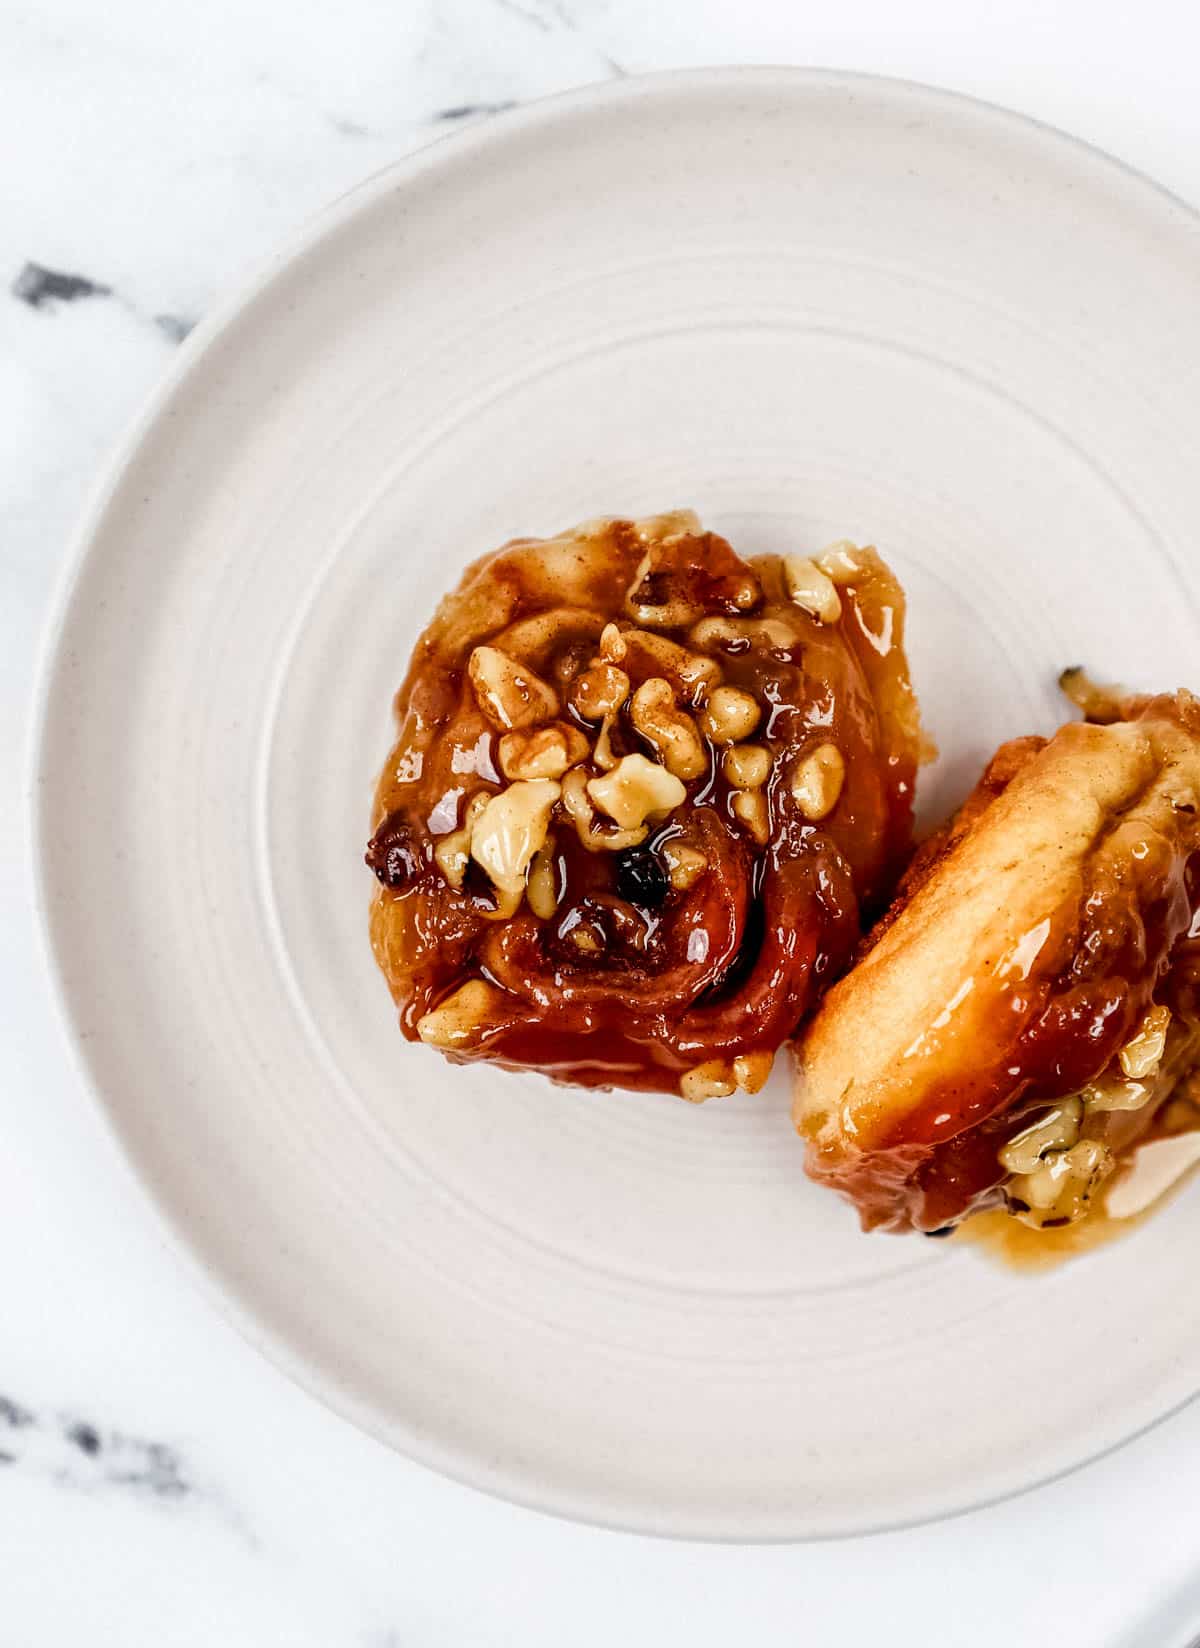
<box><xmin>366</xmin><ymin>516</ymin><xmax>920</xmax><ymax>1093</ymax></box>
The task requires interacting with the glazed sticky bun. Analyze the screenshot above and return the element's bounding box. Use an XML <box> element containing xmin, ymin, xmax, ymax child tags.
<box><xmin>794</xmin><ymin>676</ymin><xmax>1200</xmax><ymax>1235</ymax></box>
<box><xmin>366</xmin><ymin>511</ymin><xmax>920</xmax><ymax>1095</ymax></box>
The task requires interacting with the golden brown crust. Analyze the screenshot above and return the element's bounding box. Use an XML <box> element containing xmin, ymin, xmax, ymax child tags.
<box><xmin>852</xmin><ymin>734</ymin><xmax>1047</xmax><ymax>963</ymax></box>
<box><xmin>794</xmin><ymin>690</ymin><xmax>1200</xmax><ymax>1231</ymax></box>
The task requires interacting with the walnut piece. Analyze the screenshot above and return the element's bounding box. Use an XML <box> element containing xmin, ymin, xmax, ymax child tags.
<box><xmin>526</xmin><ymin>835</ymin><xmax>559</xmax><ymax>919</ymax></box>
<box><xmin>498</xmin><ymin>721</ymin><xmax>589</xmax><ymax>782</ymax></box>
<box><xmin>469</xmin><ymin>779</ymin><xmax>560</xmax><ymax>916</ymax></box>
<box><xmin>783</xmin><ymin>555</ymin><xmax>842</xmax><ymax>623</ymax></box>
<box><xmin>433</xmin><ymin>790</ymin><xmax>492</xmax><ymax>889</ymax></box>
<box><xmin>815</xmin><ymin>540</ymin><xmax>863</xmax><ymax>585</ymax></box>
<box><xmin>723</xmin><ymin>743</ymin><xmax>770</xmax><ymax>790</ymax></box>
<box><xmin>561</xmin><ymin>765</ymin><xmax>648</xmax><ymax>852</ymax></box>
<box><xmin>587</xmin><ymin>754</ymin><xmax>687</xmax><ymax>831</ymax></box>
<box><xmin>731</xmin><ymin>788</ymin><xmax>770</xmax><ymax>845</ymax></box>
<box><xmin>680</xmin><ymin>1061</ymin><xmax>738</xmax><ymax>1102</ymax></box>
<box><xmin>661</xmin><ymin>840</ymin><xmax>708</xmax><ymax>890</ymax></box>
<box><xmin>417</xmin><ymin>979</ymin><xmax>503</xmax><ymax>1047</ymax></box>
<box><xmin>468</xmin><ymin>646</ymin><xmax>559</xmax><ymax>730</ymax></box>
<box><xmin>629</xmin><ymin>677</ymin><xmax>706</xmax><ymax>780</ymax></box>
<box><xmin>1118</xmin><ymin>1005</ymin><xmax>1171</xmax><ymax>1079</ymax></box>
<box><xmin>698</xmin><ymin>685</ymin><xmax>761</xmax><ymax>744</ymax></box>
<box><xmin>619</xmin><ymin>628</ymin><xmax>722</xmax><ymax>704</ymax></box>
<box><xmin>732</xmin><ymin>1051</ymin><xmax>774</xmax><ymax>1093</ymax></box>
<box><xmin>790</xmin><ymin>743</ymin><xmax>845</xmax><ymax>820</ymax></box>
<box><xmin>569</xmin><ymin>662</ymin><xmax>631</xmax><ymax>721</ymax></box>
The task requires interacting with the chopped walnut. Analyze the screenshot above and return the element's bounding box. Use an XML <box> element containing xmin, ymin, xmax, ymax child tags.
<box><xmin>629</xmin><ymin>678</ymin><xmax>706</xmax><ymax>780</ymax></box>
<box><xmin>432</xmin><ymin>791</ymin><xmax>492</xmax><ymax>890</ymax></box>
<box><xmin>731</xmin><ymin>788</ymin><xmax>770</xmax><ymax>845</ymax></box>
<box><xmin>619</xmin><ymin>628</ymin><xmax>722</xmax><ymax>705</ymax></box>
<box><xmin>699</xmin><ymin>685</ymin><xmax>761</xmax><ymax>744</ymax></box>
<box><xmin>625</xmin><ymin>541</ymin><xmax>706</xmax><ymax>629</ymax></box>
<box><xmin>561</xmin><ymin>765</ymin><xmax>648</xmax><ymax>852</ymax></box>
<box><xmin>587</xmin><ymin>754</ymin><xmax>687</xmax><ymax>831</ymax></box>
<box><xmin>1118</xmin><ymin>1005</ymin><xmax>1171</xmax><ymax>1079</ymax></box>
<box><xmin>469</xmin><ymin>779</ymin><xmax>560</xmax><ymax>917</ymax></box>
<box><xmin>688</xmin><ymin>614</ymin><xmax>799</xmax><ymax>653</ymax></box>
<box><xmin>680</xmin><ymin>1060</ymin><xmax>737</xmax><ymax>1102</ymax></box>
<box><xmin>569</xmin><ymin>662</ymin><xmax>630</xmax><ymax>721</ymax></box>
<box><xmin>526</xmin><ymin>835</ymin><xmax>559</xmax><ymax>919</ymax></box>
<box><xmin>815</xmin><ymin>541</ymin><xmax>863</xmax><ymax>585</ymax></box>
<box><xmin>498</xmin><ymin>721</ymin><xmax>589</xmax><ymax>782</ymax></box>
<box><xmin>468</xmin><ymin>646</ymin><xmax>559</xmax><ymax>730</ymax></box>
<box><xmin>732</xmin><ymin>1051</ymin><xmax>774</xmax><ymax>1093</ymax></box>
<box><xmin>599</xmin><ymin>622</ymin><xmax>627</xmax><ymax>663</ymax></box>
<box><xmin>1080</xmin><ymin>1075</ymin><xmax>1152</xmax><ymax>1113</ymax></box>
<box><xmin>791</xmin><ymin>743</ymin><xmax>845</xmax><ymax>820</ymax></box>
<box><xmin>593</xmin><ymin>713</ymin><xmax>620</xmax><ymax>772</ymax></box>
<box><xmin>1058</xmin><ymin>666</ymin><xmax>1128</xmax><ymax>725</ymax></box>
<box><xmin>999</xmin><ymin>1099</ymin><xmax>1083</xmax><ymax>1175</ymax></box>
<box><xmin>417</xmin><ymin>979</ymin><xmax>503</xmax><ymax>1048</ymax></box>
<box><xmin>433</xmin><ymin>835</ymin><xmax>470</xmax><ymax>892</ymax></box>
<box><xmin>1010</xmin><ymin>1138</ymin><xmax>1115</xmax><ymax>1227</ymax></box>
<box><xmin>783</xmin><ymin>555</ymin><xmax>842</xmax><ymax>623</ymax></box>
<box><xmin>723</xmin><ymin>743</ymin><xmax>770</xmax><ymax>789</ymax></box>
<box><xmin>661</xmin><ymin>840</ymin><xmax>708</xmax><ymax>890</ymax></box>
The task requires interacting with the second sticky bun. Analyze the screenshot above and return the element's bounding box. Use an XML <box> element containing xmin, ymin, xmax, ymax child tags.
<box><xmin>795</xmin><ymin>676</ymin><xmax>1200</xmax><ymax>1236</ymax></box>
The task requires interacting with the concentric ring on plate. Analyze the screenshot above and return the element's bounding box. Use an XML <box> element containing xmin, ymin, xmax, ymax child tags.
<box><xmin>35</xmin><ymin>69</ymin><xmax>1200</xmax><ymax>1541</ymax></box>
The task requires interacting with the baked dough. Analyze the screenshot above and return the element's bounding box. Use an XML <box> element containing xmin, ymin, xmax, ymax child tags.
<box><xmin>794</xmin><ymin>686</ymin><xmax>1200</xmax><ymax>1232</ymax></box>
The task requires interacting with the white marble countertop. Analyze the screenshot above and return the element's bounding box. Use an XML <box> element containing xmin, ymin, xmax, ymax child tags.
<box><xmin>6</xmin><ymin>2</ymin><xmax>1200</xmax><ymax>1641</ymax></box>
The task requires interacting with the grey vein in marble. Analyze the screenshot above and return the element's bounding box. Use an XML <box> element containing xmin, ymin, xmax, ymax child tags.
<box><xmin>12</xmin><ymin>261</ymin><xmax>112</xmax><ymax>311</ymax></box>
<box><xmin>329</xmin><ymin>112</ymin><xmax>372</xmax><ymax>138</ymax></box>
<box><xmin>0</xmin><ymin>1387</ymin><xmax>262</xmax><ymax>1552</ymax></box>
<box><xmin>0</xmin><ymin>1388</ymin><xmax>192</xmax><ymax>1498</ymax></box>
<box><xmin>12</xmin><ymin>260</ymin><xmax>197</xmax><ymax>348</ymax></box>
<box><xmin>153</xmin><ymin>312</ymin><xmax>197</xmax><ymax>343</ymax></box>
<box><xmin>492</xmin><ymin>0</ymin><xmax>575</xmax><ymax>31</ymax></box>
<box><xmin>434</xmin><ymin>100</ymin><xmax>517</xmax><ymax>120</ymax></box>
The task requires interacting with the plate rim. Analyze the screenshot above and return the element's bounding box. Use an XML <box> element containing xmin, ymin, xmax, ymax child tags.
<box><xmin>28</xmin><ymin>64</ymin><xmax>1200</xmax><ymax>1542</ymax></box>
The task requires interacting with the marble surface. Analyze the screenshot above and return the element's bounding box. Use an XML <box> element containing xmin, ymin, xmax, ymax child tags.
<box><xmin>7</xmin><ymin>2</ymin><xmax>1200</xmax><ymax>1641</ymax></box>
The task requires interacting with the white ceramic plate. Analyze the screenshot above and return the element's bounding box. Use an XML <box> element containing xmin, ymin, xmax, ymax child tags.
<box><xmin>34</xmin><ymin>69</ymin><xmax>1200</xmax><ymax>1540</ymax></box>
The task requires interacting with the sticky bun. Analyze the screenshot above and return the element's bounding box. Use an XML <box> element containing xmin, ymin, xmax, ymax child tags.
<box><xmin>795</xmin><ymin>678</ymin><xmax>1200</xmax><ymax>1234</ymax></box>
<box><xmin>367</xmin><ymin>511</ymin><xmax>920</xmax><ymax>1095</ymax></box>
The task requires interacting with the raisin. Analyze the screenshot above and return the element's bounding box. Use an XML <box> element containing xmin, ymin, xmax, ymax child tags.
<box><xmin>366</xmin><ymin>811</ymin><xmax>422</xmax><ymax>889</ymax></box>
<box><xmin>615</xmin><ymin>847</ymin><xmax>670</xmax><ymax>909</ymax></box>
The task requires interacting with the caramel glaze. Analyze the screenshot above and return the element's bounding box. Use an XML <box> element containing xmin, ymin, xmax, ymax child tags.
<box><xmin>812</xmin><ymin>692</ymin><xmax>1200</xmax><ymax>1232</ymax></box>
<box><xmin>366</xmin><ymin>519</ymin><xmax>920</xmax><ymax>1092</ymax></box>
